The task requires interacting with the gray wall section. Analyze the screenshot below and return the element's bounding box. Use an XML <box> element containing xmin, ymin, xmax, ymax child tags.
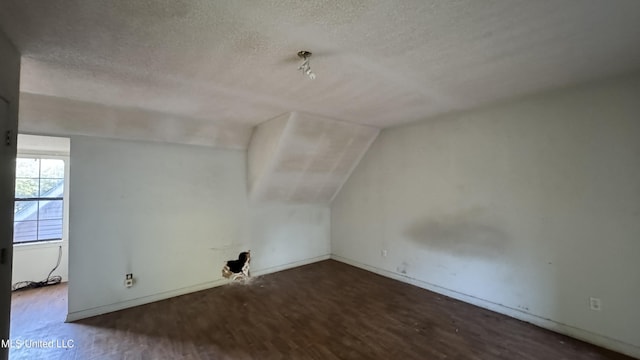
<box><xmin>0</xmin><ymin>30</ymin><xmax>20</xmax><ymax>360</ymax></box>
<box><xmin>331</xmin><ymin>72</ymin><xmax>640</xmax><ymax>358</ymax></box>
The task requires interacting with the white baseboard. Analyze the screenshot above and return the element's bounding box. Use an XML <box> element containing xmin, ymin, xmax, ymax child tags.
<box><xmin>252</xmin><ymin>254</ymin><xmax>330</xmax><ymax>277</ymax></box>
<box><xmin>331</xmin><ymin>255</ymin><xmax>640</xmax><ymax>360</ymax></box>
<box><xmin>66</xmin><ymin>254</ymin><xmax>331</xmax><ymax>323</ymax></box>
<box><xmin>66</xmin><ymin>278</ymin><xmax>228</xmax><ymax>322</ymax></box>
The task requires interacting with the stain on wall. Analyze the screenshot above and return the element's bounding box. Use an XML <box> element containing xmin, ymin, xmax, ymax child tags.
<box><xmin>396</xmin><ymin>261</ymin><xmax>409</xmax><ymax>275</ymax></box>
<box><xmin>404</xmin><ymin>208</ymin><xmax>509</xmax><ymax>258</ymax></box>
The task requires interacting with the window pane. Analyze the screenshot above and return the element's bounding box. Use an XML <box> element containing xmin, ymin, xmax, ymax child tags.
<box><xmin>15</xmin><ymin>179</ymin><xmax>39</xmax><ymax>198</ymax></box>
<box><xmin>13</xmin><ymin>157</ymin><xmax>66</xmax><ymax>244</ymax></box>
<box><xmin>14</xmin><ymin>201</ymin><xmax>38</xmax><ymax>221</ymax></box>
<box><xmin>16</xmin><ymin>158</ymin><xmax>39</xmax><ymax>178</ymax></box>
<box><xmin>14</xmin><ymin>221</ymin><xmax>38</xmax><ymax>242</ymax></box>
<box><xmin>38</xmin><ymin>199</ymin><xmax>63</xmax><ymax>220</ymax></box>
<box><xmin>40</xmin><ymin>159</ymin><xmax>64</xmax><ymax>178</ymax></box>
<box><xmin>38</xmin><ymin>219</ymin><xmax>63</xmax><ymax>240</ymax></box>
<box><xmin>39</xmin><ymin>178</ymin><xmax>64</xmax><ymax>197</ymax></box>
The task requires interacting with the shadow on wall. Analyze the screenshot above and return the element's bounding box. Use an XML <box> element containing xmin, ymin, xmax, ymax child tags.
<box><xmin>404</xmin><ymin>208</ymin><xmax>509</xmax><ymax>258</ymax></box>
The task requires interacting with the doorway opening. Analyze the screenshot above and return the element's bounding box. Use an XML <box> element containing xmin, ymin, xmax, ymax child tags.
<box><xmin>10</xmin><ymin>134</ymin><xmax>70</xmax><ymax>339</ymax></box>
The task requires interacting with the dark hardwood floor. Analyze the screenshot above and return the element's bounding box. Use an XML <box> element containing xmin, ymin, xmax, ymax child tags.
<box><xmin>9</xmin><ymin>260</ymin><xmax>635</xmax><ymax>359</ymax></box>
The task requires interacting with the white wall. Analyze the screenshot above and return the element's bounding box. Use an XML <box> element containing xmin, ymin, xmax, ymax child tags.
<box><xmin>19</xmin><ymin>92</ymin><xmax>253</xmax><ymax>150</ymax></box>
<box><xmin>0</xmin><ymin>29</ymin><xmax>20</xmax><ymax>360</ymax></box>
<box><xmin>250</xmin><ymin>204</ymin><xmax>330</xmax><ymax>275</ymax></box>
<box><xmin>68</xmin><ymin>136</ymin><xmax>329</xmax><ymax>321</ymax></box>
<box><xmin>12</xmin><ymin>135</ymin><xmax>70</xmax><ymax>286</ymax></box>
<box><xmin>12</xmin><ymin>243</ymin><xmax>66</xmax><ymax>285</ymax></box>
<box><xmin>247</xmin><ymin>113</ymin><xmax>288</xmax><ymax>195</ymax></box>
<box><xmin>331</xmin><ymin>73</ymin><xmax>640</xmax><ymax>357</ymax></box>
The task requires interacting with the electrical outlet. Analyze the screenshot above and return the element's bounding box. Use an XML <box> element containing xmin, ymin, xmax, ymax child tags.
<box><xmin>125</xmin><ymin>273</ymin><xmax>134</xmax><ymax>288</ymax></box>
<box><xmin>589</xmin><ymin>297</ymin><xmax>602</xmax><ymax>311</ymax></box>
<box><xmin>381</xmin><ymin>249</ymin><xmax>388</xmax><ymax>257</ymax></box>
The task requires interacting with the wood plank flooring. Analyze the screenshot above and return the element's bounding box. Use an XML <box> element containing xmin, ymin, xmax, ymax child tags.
<box><xmin>9</xmin><ymin>260</ymin><xmax>636</xmax><ymax>359</ymax></box>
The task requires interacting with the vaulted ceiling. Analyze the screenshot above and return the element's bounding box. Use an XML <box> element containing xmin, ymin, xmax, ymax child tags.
<box><xmin>1</xmin><ymin>0</ymin><xmax>640</xmax><ymax>148</ymax></box>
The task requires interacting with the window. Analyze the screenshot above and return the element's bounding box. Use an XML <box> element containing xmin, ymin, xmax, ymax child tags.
<box><xmin>14</xmin><ymin>157</ymin><xmax>65</xmax><ymax>244</ymax></box>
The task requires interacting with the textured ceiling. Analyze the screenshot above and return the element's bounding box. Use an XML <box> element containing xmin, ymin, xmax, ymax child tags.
<box><xmin>1</xmin><ymin>0</ymin><xmax>640</xmax><ymax>146</ymax></box>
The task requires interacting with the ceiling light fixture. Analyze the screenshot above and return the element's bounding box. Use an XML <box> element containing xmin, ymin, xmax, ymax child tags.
<box><xmin>297</xmin><ymin>50</ymin><xmax>316</xmax><ymax>80</ymax></box>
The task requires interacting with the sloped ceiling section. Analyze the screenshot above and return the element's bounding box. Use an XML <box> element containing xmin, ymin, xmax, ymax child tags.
<box><xmin>248</xmin><ymin>112</ymin><xmax>379</xmax><ymax>204</ymax></box>
<box><xmin>19</xmin><ymin>92</ymin><xmax>253</xmax><ymax>149</ymax></box>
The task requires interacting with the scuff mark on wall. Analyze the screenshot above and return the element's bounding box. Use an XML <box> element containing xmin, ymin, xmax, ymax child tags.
<box><xmin>396</xmin><ymin>261</ymin><xmax>409</xmax><ymax>275</ymax></box>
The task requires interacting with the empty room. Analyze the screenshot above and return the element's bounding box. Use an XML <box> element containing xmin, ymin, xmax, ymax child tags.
<box><xmin>0</xmin><ymin>1</ymin><xmax>639</xmax><ymax>359</ymax></box>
